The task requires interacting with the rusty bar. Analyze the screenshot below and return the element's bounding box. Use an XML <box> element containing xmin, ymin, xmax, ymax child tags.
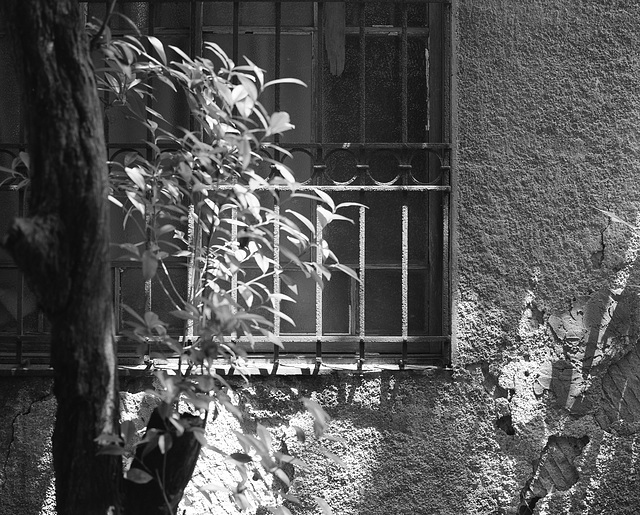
<box><xmin>359</xmin><ymin>1</ymin><xmax>366</xmax><ymax>142</ymax></box>
<box><xmin>315</xmin><ymin>198</ymin><xmax>323</xmax><ymax>343</ymax></box>
<box><xmin>273</xmin><ymin>197</ymin><xmax>281</xmax><ymax>362</ymax></box>
<box><xmin>85</xmin><ymin>0</ymin><xmax>451</xmax><ymax>3</ymax></box>
<box><xmin>114</xmin><ymin>267</ymin><xmax>122</xmax><ymax>334</ymax></box>
<box><xmin>85</xmin><ymin>1</ymin><xmax>452</xmax><ymax>4</ymax></box>
<box><xmin>233</xmin><ymin>1</ymin><xmax>239</xmax><ymax>63</ymax></box>
<box><xmin>315</xmin><ymin>2</ymin><xmax>323</xmax><ymax>147</ymax></box>
<box><xmin>402</xmin><ymin>202</ymin><xmax>408</xmax><ymax>340</ymax></box>
<box><xmin>401</xmin><ymin>1</ymin><xmax>408</xmax><ymax>143</ymax></box>
<box><xmin>275</xmin><ymin>1</ymin><xmax>281</xmax><ymax>114</ymax></box>
<box><xmin>441</xmin><ymin>171</ymin><xmax>451</xmax><ymax>363</ymax></box>
<box><xmin>358</xmin><ymin>202</ymin><xmax>365</xmax><ymax>341</ymax></box>
<box><xmin>16</xmin><ymin>187</ymin><xmax>25</xmax><ymax>365</ymax></box>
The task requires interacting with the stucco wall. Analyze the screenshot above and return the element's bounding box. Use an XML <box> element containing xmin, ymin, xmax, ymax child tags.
<box><xmin>4</xmin><ymin>1</ymin><xmax>640</xmax><ymax>514</ymax></box>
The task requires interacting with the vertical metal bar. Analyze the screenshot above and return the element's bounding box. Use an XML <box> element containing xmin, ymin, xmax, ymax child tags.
<box><xmin>427</xmin><ymin>2</ymin><xmax>443</xmax><ymax>336</ymax></box>
<box><xmin>190</xmin><ymin>1</ymin><xmax>204</xmax><ymax>134</ymax></box>
<box><xmin>114</xmin><ymin>267</ymin><xmax>122</xmax><ymax>335</ymax></box>
<box><xmin>186</xmin><ymin>204</ymin><xmax>196</xmax><ymax>339</ymax></box>
<box><xmin>315</xmin><ymin>2</ymin><xmax>322</xmax><ymax>145</ymax></box>
<box><xmin>441</xmin><ymin>171</ymin><xmax>451</xmax><ymax>363</ymax></box>
<box><xmin>358</xmin><ymin>202</ymin><xmax>365</xmax><ymax>364</ymax></box>
<box><xmin>275</xmin><ymin>2</ymin><xmax>281</xmax><ymax>113</ymax></box>
<box><xmin>401</xmin><ymin>1</ymin><xmax>408</xmax><ymax>144</ymax></box>
<box><xmin>145</xmin><ymin>0</ymin><xmax>155</xmax><ymax>317</ymax></box>
<box><xmin>401</xmin><ymin>200</ymin><xmax>409</xmax><ymax>365</ymax></box>
<box><xmin>315</xmin><ymin>1</ymin><xmax>324</xmax><ymax>186</ymax></box>
<box><xmin>315</xmin><ymin>200</ymin><xmax>323</xmax><ymax>359</ymax></box>
<box><xmin>16</xmin><ymin>188</ymin><xmax>25</xmax><ymax>366</ymax></box>
<box><xmin>358</xmin><ymin>1</ymin><xmax>366</xmax><ymax>143</ymax></box>
<box><xmin>233</xmin><ymin>1</ymin><xmax>239</xmax><ymax>64</ymax></box>
<box><xmin>191</xmin><ymin>1</ymin><xmax>203</xmax><ymax>58</ymax></box>
<box><xmin>273</xmin><ymin>198</ymin><xmax>281</xmax><ymax>362</ymax></box>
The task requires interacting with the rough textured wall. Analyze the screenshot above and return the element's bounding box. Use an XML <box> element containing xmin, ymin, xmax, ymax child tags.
<box><xmin>4</xmin><ymin>1</ymin><xmax>640</xmax><ymax>514</ymax></box>
<box><xmin>457</xmin><ymin>0</ymin><xmax>640</xmax><ymax>513</ymax></box>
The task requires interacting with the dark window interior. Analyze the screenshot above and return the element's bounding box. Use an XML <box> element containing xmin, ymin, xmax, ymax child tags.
<box><xmin>0</xmin><ymin>0</ymin><xmax>451</xmax><ymax>367</ymax></box>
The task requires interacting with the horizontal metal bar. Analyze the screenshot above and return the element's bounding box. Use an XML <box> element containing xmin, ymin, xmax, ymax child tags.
<box><xmin>222</xmin><ymin>184</ymin><xmax>450</xmax><ymax>192</ymax></box>
<box><xmin>81</xmin><ymin>0</ymin><xmax>450</xmax><ymax>4</ymax></box>
<box><xmin>201</xmin><ymin>26</ymin><xmax>428</xmax><ymax>36</ymax></box>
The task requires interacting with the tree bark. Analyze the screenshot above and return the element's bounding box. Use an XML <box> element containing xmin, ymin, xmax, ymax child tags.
<box><xmin>0</xmin><ymin>1</ymin><xmax>121</xmax><ymax>513</ymax></box>
<box><xmin>124</xmin><ymin>409</ymin><xmax>204</xmax><ymax>515</ymax></box>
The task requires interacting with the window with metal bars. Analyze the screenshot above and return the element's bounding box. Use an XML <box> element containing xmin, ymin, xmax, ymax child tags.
<box><xmin>0</xmin><ymin>0</ymin><xmax>451</xmax><ymax>368</ymax></box>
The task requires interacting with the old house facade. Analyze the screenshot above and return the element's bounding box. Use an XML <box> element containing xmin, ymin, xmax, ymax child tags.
<box><xmin>2</xmin><ymin>0</ymin><xmax>640</xmax><ymax>513</ymax></box>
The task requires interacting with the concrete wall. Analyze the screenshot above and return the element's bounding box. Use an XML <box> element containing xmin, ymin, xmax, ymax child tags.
<box><xmin>4</xmin><ymin>1</ymin><xmax>640</xmax><ymax>514</ymax></box>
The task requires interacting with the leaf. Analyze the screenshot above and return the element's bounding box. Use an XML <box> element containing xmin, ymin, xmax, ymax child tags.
<box><xmin>158</xmin><ymin>433</ymin><xmax>173</xmax><ymax>454</ymax></box>
<box><xmin>331</xmin><ymin>263</ymin><xmax>361</xmax><ymax>282</ymax></box>
<box><xmin>125</xmin><ymin>166</ymin><xmax>147</xmax><ymax>191</ymax></box>
<box><xmin>268</xmin><ymin>507</ymin><xmax>293</xmax><ymax>515</ymax></box>
<box><xmin>313</xmin><ymin>496</ymin><xmax>334</xmax><ymax>515</ymax></box>
<box><xmin>142</xmin><ymin>250</ymin><xmax>158</xmax><ymax>281</ymax></box>
<box><xmin>595</xmin><ymin>208</ymin><xmax>640</xmax><ymax>231</ymax></box>
<box><xmin>318</xmin><ymin>445</ymin><xmax>347</xmax><ymax>468</ymax></box>
<box><xmin>18</xmin><ymin>151</ymin><xmax>30</xmax><ymax>170</ymax></box>
<box><xmin>108</xmin><ymin>195</ymin><xmax>124</xmax><ymax>208</ymax></box>
<box><xmin>126</xmin><ymin>191</ymin><xmax>145</xmax><ymax>216</ymax></box>
<box><xmin>285</xmin><ymin>209</ymin><xmax>315</xmax><ymax>234</ymax></box>
<box><xmin>126</xmin><ymin>468</ymin><xmax>154</xmax><ymax>484</ymax></box>
<box><xmin>147</xmin><ymin>35</ymin><xmax>167</xmax><ymax>64</ymax></box>
<box><xmin>313</xmin><ymin>188</ymin><xmax>335</xmax><ymax>211</ymax></box>
<box><xmin>262</xmin><ymin>77</ymin><xmax>307</xmax><ymax>90</ymax></box>
<box><xmin>168</xmin><ymin>44</ymin><xmax>193</xmax><ymax>64</ymax></box>
<box><xmin>120</xmin><ymin>420</ymin><xmax>137</xmax><ymax>446</ymax></box>
<box><xmin>228</xmin><ymin>452</ymin><xmax>253</xmax><ymax>464</ymax></box>
<box><xmin>291</xmin><ymin>425</ymin><xmax>306</xmax><ymax>443</ymax></box>
<box><xmin>273</xmin><ymin>468</ymin><xmax>290</xmax><ymax>487</ymax></box>
<box><xmin>266</xmin><ymin>112</ymin><xmax>294</xmax><ymax>136</ymax></box>
<box><xmin>316</xmin><ymin>206</ymin><xmax>333</xmax><ymax>229</ymax></box>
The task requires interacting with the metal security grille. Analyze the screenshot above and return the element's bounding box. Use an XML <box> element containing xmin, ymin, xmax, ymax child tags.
<box><xmin>0</xmin><ymin>0</ymin><xmax>451</xmax><ymax>369</ymax></box>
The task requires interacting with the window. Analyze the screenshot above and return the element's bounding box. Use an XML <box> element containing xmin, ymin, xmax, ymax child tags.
<box><xmin>0</xmin><ymin>0</ymin><xmax>451</xmax><ymax>368</ymax></box>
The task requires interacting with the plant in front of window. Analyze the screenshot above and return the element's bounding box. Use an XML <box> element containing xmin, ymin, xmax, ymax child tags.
<box><xmin>93</xmin><ymin>27</ymin><xmax>355</xmax><ymax>515</ymax></box>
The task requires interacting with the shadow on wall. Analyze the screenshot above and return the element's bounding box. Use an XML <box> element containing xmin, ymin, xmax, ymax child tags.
<box><xmin>0</xmin><ymin>378</ymin><xmax>55</xmax><ymax>515</ymax></box>
<box><xmin>235</xmin><ymin>370</ymin><xmax>525</xmax><ymax>515</ymax></box>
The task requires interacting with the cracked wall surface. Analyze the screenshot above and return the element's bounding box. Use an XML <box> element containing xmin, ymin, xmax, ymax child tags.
<box><xmin>4</xmin><ymin>0</ymin><xmax>640</xmax><ymax>514</ymax></box>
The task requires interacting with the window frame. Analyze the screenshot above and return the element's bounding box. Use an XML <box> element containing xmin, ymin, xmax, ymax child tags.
<box><xmin>0</xmin><ymin>0</ymin><xmax>453</xmax><ymax>371</ymax></box>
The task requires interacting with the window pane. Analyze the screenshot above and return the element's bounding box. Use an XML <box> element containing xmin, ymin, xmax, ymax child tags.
<box><xmin>0</xmin><ymin>190</ymin><xmax>19</xmax><ymax>264</ymax></box>
<box><xmin>109</xmin><ymin>2</ymin><xmax>149</xmax><ymax>32</ymax></box>
<box><xmin>153</xmin><ymin>37</ymin><xmax>191</xmax><ymax>132</ymax></box>
<box><xmin>322</xmin><ymin>271</ymin><xmax>351</xmax><ymax>335</ymax></box>
<box><xmin>154</xmin><ymin>2</ymin><xmax>190</xmax><ymax>29</ymax></box>
<box><xmin>408</xmin><ymin>270</ymin><xmax>427</xmax><ymax>336</ymax></box>
<box><xmin>365</xmin><ymin>270</ymin><xmax>401</xmax><ymax>335</ymax></box>
<box><xmin>408</xmin><ymin>191</ymin><xmax>427</xmax><ymax>263</ymax></box>
<box><xmin>0</xmin><ymin>270</ymin><xmax>19</xmax><ymax>332</ymax></box>
<box><xmin>324</xmin><ymin>150</ymin><xmax>357</xmax><ymax>184</ymax></box>
<box><xmin>281</xmin><ymin>35</ymin><xmax>313</xmax><ymax>143</ymax></box>
<box><xmin>0</xmin><ymin>39</ymin><xmax>22</xmax><ymax>143</ymax></box>
<box><xmin>365</xmin><ymin>36</ymin><xmax>401</xmax><ymax>142</ymax></box>
<box><xmin>407</xmin><ymin>36</ymin><xmax>428</xmax><ymax>143</ymax></box>
<box><xmin>280</xmin><ymin>270</ymin><xmax>315</xmax><ymax>334</ymax></box>
<box><xmin>368</xmin><ymin>150</ymin><xmax>400</xmax><ymax>184</ymax></box>
<box><xmin>364</xmin><ymin>192</ymin><xmax>401</xmax><ymax>264</ymax></box>
<box><xmin>322</xmin><ymin>35</ymin><xmax>360</xmax><ymax>142</ymax></box>
<box><xmin>152</xmin><ymin>265</ymin><xmax>187</xmax><ymax>333</ymax></box>
<box><xmin>322</xmin><ymin>192</ymin><xmax>359</xmax><ymax>265</ymax></box>
<box><xmin>203</xmin><ymin>2</ymin><xmax>233</xmax><ymax>26</ymax></box>
<box><xmin>120</xmin><ymin>268</ymin><xmax>146</xmax><ymax>318</ymax></box>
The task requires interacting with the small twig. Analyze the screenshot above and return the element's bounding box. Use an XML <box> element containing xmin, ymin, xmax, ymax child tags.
<box><xmin>90</xmin><ymin>0</ymin><xmax>117</xmax><ymax>50</ymax></box>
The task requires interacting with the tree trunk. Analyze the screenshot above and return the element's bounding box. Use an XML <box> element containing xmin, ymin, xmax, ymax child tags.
<box><xmin>0</xmin><ymin>1</ymin><xmax>121</xmax><ymax>513</ymax></box>
<box><xmin>124</xmin><ymin>408</ymin><xmax>204</xmax><ymax>514</ymax></box>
